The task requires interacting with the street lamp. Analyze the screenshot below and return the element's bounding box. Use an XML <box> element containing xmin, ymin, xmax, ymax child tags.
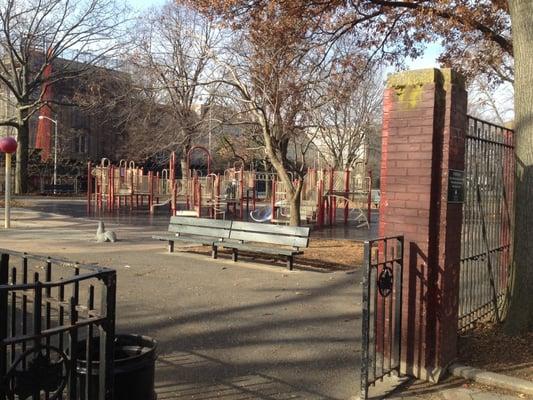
<box><xmin>38</xmin><ymin>115</ymin><xmax>58</xmax><ymax>194</ymax></box>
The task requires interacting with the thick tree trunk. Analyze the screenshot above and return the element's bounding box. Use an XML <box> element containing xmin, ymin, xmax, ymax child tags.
<box><xmin>505</xmin><ymin>0</ymin><xmax>533</xmax><ymax>334</ymax></box>
<box><xmin>289</xmin><ymin>196</ymin><xmax>301</xmax><ymax>226</ymax></box>
<box><xmin>15</xmin><ymin>109</ymin><xmax>29</xmax><ymax>194</ymax></box>
<box><xmin>288</xmin><ymin>180</ymin><xmax>303</xmax><ymax>226</ymax></box>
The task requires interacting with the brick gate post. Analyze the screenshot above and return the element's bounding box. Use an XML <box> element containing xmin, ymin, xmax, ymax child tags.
<box><xmin>379</xmin><ymin>68</ymin><xmax>467</xmax><ymax>381</ymax></box>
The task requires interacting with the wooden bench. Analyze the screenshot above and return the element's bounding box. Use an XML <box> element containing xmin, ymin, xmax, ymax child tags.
<box><xmin>152</xmin><ymin>216</ymin><xmax>231</xmax><ymax>255</ymax></box>
<box><xmin>214</xmin><ymin>221</ymin><xmax>310</xmax><ymax>270</ymax></box>
<box><xmin>153</xmin><ymin>217</ymin><xmax>310</xmax><ymax>270</ymax></box>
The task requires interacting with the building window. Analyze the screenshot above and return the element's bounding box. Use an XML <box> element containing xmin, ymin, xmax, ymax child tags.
<box><xmin>75</xmin><ymin>134</ymin><xmax>88</xmax><ymax>154</ymax></box>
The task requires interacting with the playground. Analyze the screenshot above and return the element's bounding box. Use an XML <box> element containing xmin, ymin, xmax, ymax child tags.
<box><xmin>87</xmin><ymin>146</ymin><xmax>376</xmax><ymax>229</ymax></box>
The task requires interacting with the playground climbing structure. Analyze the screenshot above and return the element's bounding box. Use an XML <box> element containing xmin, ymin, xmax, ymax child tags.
<box><xmin>87</xmin><ymin>151</ymin><xmax>373</xmax><ymax>228</ymax></box>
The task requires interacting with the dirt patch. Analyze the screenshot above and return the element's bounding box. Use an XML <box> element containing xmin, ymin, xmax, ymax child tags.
<box><xmin>458</xmin><ymin>322</ymin><xmax>533</xmax><ymax>382</ymax></box>
<box><xmin>184</xmin><ymin>239</ymin><xmax>364</xmax><ymax>271</ymax></box>
<box><xmin>0</xmin><ymin>199</ymin><xmax>29</xmax><ymax>208</ymax></box>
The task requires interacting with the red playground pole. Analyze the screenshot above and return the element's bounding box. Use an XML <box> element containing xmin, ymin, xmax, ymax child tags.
<box><xmin>107</xmin><ymin>165</ymin><xmax>112</xmax><ymax>212</ymax></box>
<box><xmin>196</xmin><ymin>178</ymin><xmax>202</xmax><ymax>216</ymax></box>
<box><xmin>96</xmin><ymin>167</ymin><xmax>101</xmax><ymax>211</ymax></box>
<box><xmin>239</xmin><ymin>168</ymin><xmax>244</xmax><ymax>220</ymax></box>
<box><xmin>87</xmin><ymin>161</ymin><xmax>92</xmax><ymax>214</ymax></box>
<box><xmin>344</xmin><ymin>169</ymin><xmax>350</xmax><ymax>224</ymax></box>
<box><xmin>148</xmin><ymin>171</ymin><xmax>154</xmax><ymax>214</ymax></box>
<box><xmin>328</xmin><ymin>168</ymin><xmax>334</xmax><ymax>226</ymax></box>
<box><xmin>171</xmin><ymin>183</ymin><xmax>177</xmax><ymax>215</ymax></box>
<box><xmin>317</xmin><ymin>179</ymin><xmax>324</xmax><ymax>228</ymax></box>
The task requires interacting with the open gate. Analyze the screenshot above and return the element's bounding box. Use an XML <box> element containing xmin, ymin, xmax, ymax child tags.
<box><xmin>360</xmin><ymin>236</ymin><xmax>404</xmax><ymax>400</ymax></box>
<box><xmin>459</xmin><ymin>116</ymin><xmax>514</xmax><ymax>331</ymax></box>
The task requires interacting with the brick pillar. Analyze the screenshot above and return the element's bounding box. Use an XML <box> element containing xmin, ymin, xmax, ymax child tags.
<box><xmin>379</xmin><ymin>68</ymin><xmax>467</xmax><ymax>381</ymax></box>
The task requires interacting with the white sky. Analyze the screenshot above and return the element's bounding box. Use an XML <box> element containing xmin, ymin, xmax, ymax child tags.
<box><xmin>126</xmin><ymin>0</ymin><xmax>167</xmax><ymax>11</ymax></box>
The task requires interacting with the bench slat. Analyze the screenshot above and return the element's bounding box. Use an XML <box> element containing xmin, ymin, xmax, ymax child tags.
<box><xmin>170</xmin><ymin>216</ymin><xmax>232</xmax><ymax>229</ymax></box>
<box><xmin>152</xmin><ymin>234</ymin><xmax>218</xmax><ymax>246</ymax></box>
<box><xmin>230</xmin><ymin>221</ymin><xmax>309</xmax><ymax>237</ymax></box>
<box><xmin>168</xmin><ymin>224</ymin><xmax>231</xmax><ymax>239</ymax></box>
<box><xmin>216</xmin><ymin>242</ymin><xmax>302</xmax><ymax>256</ymax></box>
<box><xmin>152</xmin><ymin>234</ymin><xmax>176</xmax><ymax>241</ymax></box>
<box><xmin>229</xmin><ymin>230</ymin><xmax>308</xmax><ymax>248</ymax></box>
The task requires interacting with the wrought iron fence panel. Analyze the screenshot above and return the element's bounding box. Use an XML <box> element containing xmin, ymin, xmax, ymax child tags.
<box><xmin>459</xmin><ymin>116</ymin><xmax>514</xmax><ymax>332</ymax></box>
<box><xmin>0</xmin><ymin>250</ymin><xmax>116</xmax><ymax>400</ymax></box>
<box><xmin>360</xmin><ymin>236</ymin><xmax>404</xmax><ymax>400</ymax></box>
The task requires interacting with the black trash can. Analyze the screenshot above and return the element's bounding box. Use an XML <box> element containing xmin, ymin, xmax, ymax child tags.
<box><xmin>77</xmin><ymin>334</ymin><xmax>157</xmax><ymax>400</ymax></box>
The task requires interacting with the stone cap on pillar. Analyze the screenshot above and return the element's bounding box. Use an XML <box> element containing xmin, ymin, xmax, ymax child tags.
<box><xmin>387</xmin><ymin>68</ymin><xmax>466</xmax><ymax>90</ymax></box>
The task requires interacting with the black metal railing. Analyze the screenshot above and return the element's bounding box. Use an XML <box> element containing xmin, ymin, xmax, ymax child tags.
<box><xmin>459</xmin><ymin>116</ymin><xmax>514</xmax><ymax>331</ymax></box>
<box><xmin>360</xmin><ymin>236</ymin><xmax>404</xmax><ymax>400</ymax></box>
<box><xmin>0</xmin><ymin>250</ymin><xmax>116</xmax><ymax>400</ymax></box>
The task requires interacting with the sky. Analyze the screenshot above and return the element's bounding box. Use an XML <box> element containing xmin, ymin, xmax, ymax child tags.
<box><xmin>126</xmin><ymin>0</ymin><xmax>167</xmax><ymax>11</ymax></box>
<box><xmin>406</xmin><ymin>44</ymin><xmax>442</xmax><ymax>70</ymax></box>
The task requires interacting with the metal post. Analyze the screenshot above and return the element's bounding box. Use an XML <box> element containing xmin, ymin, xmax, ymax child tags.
<box><xmin>0</xmin><ymin>253</ymin><xmax>9</xmax><ymax>400</ymax></box>
<box><xmin>99</xmin><ymin>272</ymin><xmax>116</xmax><ymax>400</ymax></box>
<box><xmin>367</xmin><ymin>170</ymin><xmax>372</xmax><ymax>223</ymax></box>
<box><xmin>53</xmin><ymin>121</ymin><xmax>58</xmax><ymax>194</ymax></box>
<box><xmin>4</xmin><ymin>153</ymin><xmax>11</xmax><ymax>229</ymax></box>
<box><xmin>360</xmin><ymin>241</ymin><xmax>372</xmax><ymax>400</ymax></box>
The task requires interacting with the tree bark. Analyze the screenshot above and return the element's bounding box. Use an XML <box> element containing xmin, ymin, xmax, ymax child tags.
<box><xmin>288</xmin><ymin>180</ymin><xmax>303</xmax><ymax>226</ymax></box>
<box><xmin>15</xmin><ymin>108</ymin><xmax>29</xmax><ymax>194</ymax></box>
<box><xmin>505</xmin><ymin>0</ymin><xmax>533</xmax><ymax>334</ymax></box>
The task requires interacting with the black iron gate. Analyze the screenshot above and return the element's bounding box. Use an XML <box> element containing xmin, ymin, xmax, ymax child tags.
<box><xmin>459</xmin><ymin>116</ymin><xmax>514</xmax><ymax>331</ymax></box>
<box><xmin>0</xmin><ymin>249</ymin><xmax>116</xmax><ymax>400</ymax></box>
<box><xmin>360</xmin><ymin>236</ymin><xmax>404</xmax><ymax>400</ymax></box>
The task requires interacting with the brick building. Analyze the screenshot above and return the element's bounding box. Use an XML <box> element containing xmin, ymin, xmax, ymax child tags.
<box><xmin>0</xmin><ymin>55</ymin><xmax>125</xmax><ymax>163</ymax></box>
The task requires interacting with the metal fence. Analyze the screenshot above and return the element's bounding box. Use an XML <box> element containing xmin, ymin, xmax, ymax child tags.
<box><xmin>360</xmin><ymin>236</ymin><xmax>404</xmax><ymax>400</ymax></box>
<box><xmin>0</xmin><ymin>250</ymin><xmax>116</xmax><ymax>400</ymax></box>
<box><xmin>459</xmin><ymin>116</ymin><xmax>514</xmax><ymax>331</ymax></box>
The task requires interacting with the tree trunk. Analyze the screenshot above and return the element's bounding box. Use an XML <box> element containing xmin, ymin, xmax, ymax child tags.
<box><xmin>288</xmin><ymin>181</ymin><xmax>303</xmax><ymax>226</ymax></box>
<box><xmin>15</xmin><ymin>109</ymin><xmax>29</xmax><ymax>194</ymax></box>
<box><xmin>505</xmin><ymin>0</ymin><xmax>533</xmax><ymax>334</ymax></box>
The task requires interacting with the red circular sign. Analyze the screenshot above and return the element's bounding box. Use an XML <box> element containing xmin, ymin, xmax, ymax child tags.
<box><xmin>0</xmin><ymin>137</ymin><xmax>17</xmax><ymax>153</ymax></box>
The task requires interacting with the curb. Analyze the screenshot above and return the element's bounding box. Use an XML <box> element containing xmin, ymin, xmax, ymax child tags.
<box><xmin>449</xmin><ymin>363</ymin><xmax>533</xmax><ymax>396</ymax></box>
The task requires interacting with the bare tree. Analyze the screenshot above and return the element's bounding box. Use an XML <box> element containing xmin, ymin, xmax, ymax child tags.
<box><xmin>0</xmin><ymin>0</ymin><xmax>129</xmax><ymax>193</ymax></box>
<box><xmin>207</xmin><ymin>25</ymin><xmax>335</xmax><ymax>225</ymax></box>
<box><xmin>119</xmin><ymin>1</ymin><xmax>223</xmax><ymax>168</ymax></box>
<box><xmin>311</xmin><ymin>54</ymin><xmax>383</xmax><ymax>170</ymax></box>
<box><xmin>468</xmin><ymin>76</ymin><xmax>514</xmax><ymax>126</ymax></box>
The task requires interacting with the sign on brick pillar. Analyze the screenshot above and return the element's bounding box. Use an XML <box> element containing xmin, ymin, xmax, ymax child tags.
<box><xmin>378</xmin><ymin>68</ymin><xmax>467</xmax><ymax>382</ymax></box>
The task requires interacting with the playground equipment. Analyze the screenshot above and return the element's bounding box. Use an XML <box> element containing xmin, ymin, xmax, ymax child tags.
<box><xmin>87</xmin><ymin>150</ymin><xmax>374</xmax><ymax>229</ymax></box>
<box><xmin>250</xmin><ymin>206</ymin><xmax>273</xmax><ymax>223</ymax></box>
<box><xmin>270</xmin><ymin>168</ymin><xmax>372</xmax><ymax>228</ymax></box>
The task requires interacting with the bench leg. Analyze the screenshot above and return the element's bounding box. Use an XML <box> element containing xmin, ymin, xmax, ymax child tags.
<box><xmin>212</xmin><ymin>245</ymin><xmax>218</xmax><ymax>259</ymax></box>
<box><xmin>168</xmin><ymin>240</ymin><xmax>174</xmax><ymax>253</ymax></box>
<box><xmin>232</xmin><ymin>248</ymin><xmax>238</xmax><ymax>262</ymax></box>
<box><xmin>287</xmin><ymin>256</ymin><xmax>293</xmax><ymax>271</ymax></box>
